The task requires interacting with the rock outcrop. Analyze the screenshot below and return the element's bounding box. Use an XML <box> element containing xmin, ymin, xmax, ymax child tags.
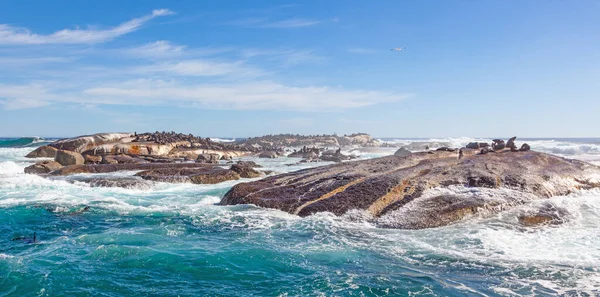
<box><xmin>24</xmin><ymin>160</ymin><xmax>63</xmax><ymax>174</ymax></box>
<box><xmin>25</xmin><ymin>146</ymin><xmax>59</xmax><ymax>158</ymax></box>
<box><xmin>220</xmin><ymin>150</ymin><xmax>600</xmax><ymax>229</ymax></box>
<box><xmin>135</xmin><ymin>167</ymin><xmax>240</xmax><ymax>184</ymax></box>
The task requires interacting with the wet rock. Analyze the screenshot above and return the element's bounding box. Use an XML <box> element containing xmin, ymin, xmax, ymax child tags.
<box><xmin>24</xmin><ymin>160</ymin><xmax>63</xmax><ymax>174</ymax></box>
<box><xmin>230</xmin><ymin>164</ymin><xmax>262</xmax><ymax>178</ymax></box>
<box><xmin>25</xmin><ymin>146</ymin><xmax>59</xmax><ymax>158</ymax></box>
<box><xmin>220</xmin><ymin>150</ymin><xmax>600</xmax><ymax>229</ymax></box>
<box><xmin>50</xmin><ymin>162</ymin><xmax>215</xmax><ymax>176</ymax></box>
<box><xmin>259</xmin><ymin>151</ymin><xmax>278</xmax><ymax>159</ymax></box>
<box><xmin>236</xmin><ymin>161</ymin><xmax>262</xmax><ymax>168</ymax></box>
<box><xmin>67</xmin><ymin>176</ymin><xmax>153</xmax><ymax>189</ymax></box>
<box><xmin>518</xmin><ymin>204</ymin><xmax>568</xmax><ymax>226</ymax></box>
<box><xmin>55</xmin><ymin>150</ymin><xmax>85</xmax><ymax>166</ymax></box>
<box><xmin>135</xmin><ymin>166</ymin><xmax>240</xmax><ymax>185</ymax></box>
<box><xmin>394</xmin><ymin>147</ymin><xmax>412</xmax><ymax>157</ymax></box>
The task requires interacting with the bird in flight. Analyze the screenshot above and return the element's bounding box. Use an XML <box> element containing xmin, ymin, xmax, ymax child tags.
<box><xmin>390</xmin><ymin>47</ymin><xmax>404</xmax><ymax>51</ymax></box>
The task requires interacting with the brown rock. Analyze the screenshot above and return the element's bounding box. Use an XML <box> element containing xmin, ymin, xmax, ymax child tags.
<box><xmin>25</xmin><ymin>146</ymin><xmax>59</xmax><ymax>158</ymax></box>
<box><xmin>84</xmin><ymin>155</ymin><xmax>102</xmax><ymax>164</ymax></box>
<box><xmin>230</xmin><ymin>164</ymin><xmax>262</xmax><ymax>178</ymax></box>
<box><xmin>24</xmin><ymin>160</ymin><xmax>63</xmax><ymax>174</ymax></box>
<box><xmin>55</xmin><ymin>150</ymin><xmax>85</xmax><ymax>166</ymax></box>
<box><xmin>259</xmin><ymin>151</ymin><xmax>278</xmax><ymax>158</ymax></box>
<box><xmin>196</xmin><ymin>153</ymin><xmax>220</xmax><ymax>164</ymax></box>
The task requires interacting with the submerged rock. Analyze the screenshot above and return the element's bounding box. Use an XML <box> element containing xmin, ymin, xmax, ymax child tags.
<box><xmin>230</xmin><ymin>164</ymin><xmax>262</xmax><ymax>178</ymax></box>
<box><xmin>220</xmin><ymin>150</ymin><xmax>600</xmax><ymax>229</ymax></box>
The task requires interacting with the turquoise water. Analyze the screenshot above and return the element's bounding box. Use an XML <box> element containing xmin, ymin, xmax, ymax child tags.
<box><xmin>1</xmin><ymin>140</ymin><xmax>600</xmax><ymax>296</ymax></box>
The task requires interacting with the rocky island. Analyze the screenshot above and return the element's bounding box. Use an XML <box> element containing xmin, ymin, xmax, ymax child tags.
<box><xmin>221</xmin><ymin>139</ymin><xmax>600</xmax><ymax>229</ymax></box>
<box><xmin>23</xmin><ymin>133</ymin><xmax>600</xmax><ymax>229</ymax></box>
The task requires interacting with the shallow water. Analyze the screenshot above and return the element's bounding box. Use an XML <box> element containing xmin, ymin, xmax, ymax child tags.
<box><xmin>1</xmin><ymin>139</ymin><xmax>600</xmax><ymax>296</ymax></box>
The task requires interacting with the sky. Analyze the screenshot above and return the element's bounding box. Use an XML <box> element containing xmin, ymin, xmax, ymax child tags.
<box><xmin>0</xmin><ymin>0</ymin><xmax>599</xmax><ymax>138</ymax></box>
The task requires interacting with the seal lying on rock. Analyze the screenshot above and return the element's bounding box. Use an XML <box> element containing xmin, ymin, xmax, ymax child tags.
<box><xmin>492</xmin><ymin>139</ymin><xmax>506</xmax><ymax>151</ymax></box>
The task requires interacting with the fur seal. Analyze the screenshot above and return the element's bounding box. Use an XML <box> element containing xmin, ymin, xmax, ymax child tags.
<box><xmin>458</xmin><ymin>149</ymin><xmax>464</xmax><ymax>159</ymax></box>
<box><xmin>506</xmin><ymin>137</ymin><xmax>518</xmax><ymax>151</ymax></box>
<box><xmin>12</xmin><ymin>232</ymin><xmax>36</xmax><ymax>243</ymax></box>
<box><xmin>492</xmin><ymin>139</ymin><xmax>506</xmax><ymax>151</ymax></box>
<box><xmin>519</xmin><ymin>143</ymin><xmax>531</xmax><ymax>151</ymax></box>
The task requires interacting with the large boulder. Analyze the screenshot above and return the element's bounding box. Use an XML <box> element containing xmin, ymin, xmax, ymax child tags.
<box><xmin>55</xmin><ymin>150</ymin><xmax>85</xmax><ymax>166</ymax></box>
<box><xmin>220</xmin><ymin>150</ymin><xmax>600</xmax><ymax>229</ymax></box>
<box><xmin>394</xmin><ymin>147</ymin><xmax>412</xmax><ymax>157</ymax></box>
<box><xmin>24</xmin><ymin>160</ymin><xmax>63</xmax><ymax>174</ymax></box>
<box><xmin>25</xmin><ymin>146</ymin><xmax>59</xmax><ymax>158</ymax></box>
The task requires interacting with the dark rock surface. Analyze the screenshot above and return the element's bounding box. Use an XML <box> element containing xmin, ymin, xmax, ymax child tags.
<box><xmin>259</xmin><ymin>151</ymin><xmax>278</xmax><ymax>159</ymax></box>
<box><xmin>196</xmin><ymin>153</ymin><xmax>220</xmax><ymax>164</ymax></box>
<box><xmin>220</xmin><ymin>150</ymin><xmax>600</xmax><ymax>229</ymax></box>
<box><xmin>50</xmin><ymin>163</ymin><xmax>215</xmax><ymax>176</ymax></box>
<box><xmin>135</xmin><ymin>167</ymin><xmax>240</xmax><ymax>184</ymax></box>
<box><xmin>25</xmin><ymin>146</ymin><xmax>59</xmax><ymax>158</ymax></box>
<box><xmin>230</xmin><ymin>164</ymin><xmax>261</xmax><ymax>178</ymax></box>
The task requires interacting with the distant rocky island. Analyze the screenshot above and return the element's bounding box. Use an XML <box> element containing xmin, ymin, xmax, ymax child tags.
<box><xmin>236</xmin><ymin>133</ymin><xmax>381</xmax><ymax>150</ymax></box>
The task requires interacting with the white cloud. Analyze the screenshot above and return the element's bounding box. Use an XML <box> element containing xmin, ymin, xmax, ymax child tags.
<box><xmin>225</xmin><ymin>18</ymin><xmax>323</xmax><ymax>29</ymax></box>
<box><xmin>261</xmin><ymin>18</ymin><xmax>322</xmax><ymax>28</ymax></box>
<box><xmin>240</xmin><ymin>48</ymin><xmax>324</xmax><ymax>66</ymax></box>
<box><xmin>127</xmin><ymin>40</ymin><xmax>185</xmax><ymax>58</ymax></box>
<box><xmin>82</xmin><ymin>80</ymin><xmax>409</xmax><ymax>111</ymax></box>
<box><xmin>135</xmin><ymin>59</ymin><xmax>263</xmax><ymax>77</ymax></box>
<box><xmin>0</xmin><ymin>9</ymin><xmax>174</xmax><ymax>45</ymax></box>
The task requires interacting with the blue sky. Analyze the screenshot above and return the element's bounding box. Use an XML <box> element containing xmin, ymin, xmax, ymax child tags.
<box><xmin>0</xmin><ymin>1</ymin><xmax>598</xmax><ymax>138</ymax></box>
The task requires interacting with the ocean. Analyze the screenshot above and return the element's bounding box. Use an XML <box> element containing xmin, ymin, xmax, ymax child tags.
<box><xmin>1</xmin><ymin>137</ymin><xmax>599</xmax><ymax>296</ymax></box>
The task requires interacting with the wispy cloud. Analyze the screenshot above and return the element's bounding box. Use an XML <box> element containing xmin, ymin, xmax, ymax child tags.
<box><xmin>82</xmin><ymin>80</ymin><xmax>408</xmax><ymax>111</ymax></box>
<box><xmin>225</xmin><ymin>17</ymin><xmax>325</xmax><ymax>29</ymax></box>
<box><xmin>0</xmin><ymin>9</ymin><xmax>174</xmax><ymax>45</ymax></box>
<box><xmin>126</xmin><ymin>40</ymin><xmax>185</xmax><ymax>58</ymax></box>
<box><xmin>261</xmin><ymin>18</ymin><xmax>322</xmax><ymax>28</ymax></box>
<box><xmin>125</xmin><ymin>41</ymin><xmax>232</xmax><ymax>59</ymax></box>
<box><xmin>240</xmin><ymin>48</ymin><xmax>325</xmax><ymax>66</ymax></box>
<box><xmin>135</xmin><ymin>59</ymin><xmax>263</xmax><ymax>77</ymax></box>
